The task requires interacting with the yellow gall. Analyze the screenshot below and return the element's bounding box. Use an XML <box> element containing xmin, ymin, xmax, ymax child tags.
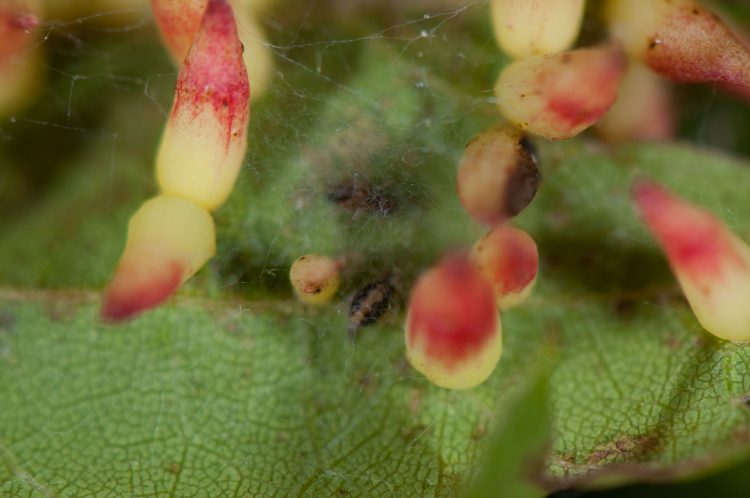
<box><xmin>289</xmin><ymin>254</ymin><xmax>341</xmax><ymax>305</ymax></box>
<box><xmin>490</xmin><ymin>0</ymin><xmax>585</xmax><ymax>59</ymax></box>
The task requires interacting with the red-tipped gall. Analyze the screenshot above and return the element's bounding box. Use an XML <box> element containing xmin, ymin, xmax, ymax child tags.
<box><xmin>472</xmin><ymin>224</ymin><xmax>538</xmax><ymax>309</ymax></box>
<box><xmin>456</xmin><ymin>126</ymin><xmax>540</xmax><ymax>225</ymax></box>
<box><xmin>155</xmin><ymin>0</ymin><xmax>250</xmax><ymax>211</ymax></box>
<box><xmin>606</xmin><ymin>0</ymin><xmax>750</xmax><ymax>87</ymax></box>
<box><xmin>101</xmin><ymin>196</ymin><xmax>216</xmax><ymax>322</ymax></box>
<box><xmin>494</xmin><ymin>45</ymin><xmax>627</xmax><ymax>140</ymax></box>
<box><xmin>405</xmin><ymin>254</ymin><xmax>502</xmax><ymax>390</ymax></box>
<box><xmin>633</xmin><ymin>180</ymin><xmax>750</xmax><ymax>342</ymax></box>
<box><xmin>152</xmin><ymin>0</ymin><xmax>273</xmax><ymax>100</ymax></box>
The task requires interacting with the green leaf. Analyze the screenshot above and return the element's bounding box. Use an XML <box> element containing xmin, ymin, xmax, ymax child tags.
<box><xmin>464</xmin><ymin>352</ymin><xmax>553</xmax><ymax>498</ymax></box>
<box><xmin>3</xmin><ymin>3</ymin><xmax>750</xmax><ymax>496</ymax></box>
<box><xmin>6</xmin><ymin>138</ymin><xmax>750</xmax><ymax>497</ymax></box>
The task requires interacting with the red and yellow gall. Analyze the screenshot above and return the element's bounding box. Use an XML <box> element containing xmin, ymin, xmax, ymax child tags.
<box><xmin>472</xmin><ymin>224</ymin><xmax>538</xmax><ymax>309</ymax></box>
<box><xmin>405</xmin><ymin>254</ymin><xmax>502</xmax><ymax>390</ymax></box>
<box><xmin>633</xmin><ymin>180</ymin><xmax>750</xmax><ymax>342</ymax></box>
<box><xmin>101</xmin><ymin>196</ymin><xmax>216</xmax><ymax>322</ymax></box>
<box><xmin>494</xmin><ymin>45</ymin><xmax>626</xmax><ymax>140</ymax></box>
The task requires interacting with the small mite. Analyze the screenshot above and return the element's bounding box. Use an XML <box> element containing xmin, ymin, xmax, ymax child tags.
<box><xmin>327</xmin><ymin>179</ymin><xmax>395</xmax><ymax>216</ymax></box>
<box><xmin>349</xmin><ymin>280</ymin><xmax>394</xmax><ymax>330</ymax></box>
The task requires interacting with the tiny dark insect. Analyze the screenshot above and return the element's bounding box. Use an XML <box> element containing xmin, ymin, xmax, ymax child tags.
<box><xmin>349</xmin><ymin>280</ymin><xmax>394</xmax><ymax>330</ymax></box>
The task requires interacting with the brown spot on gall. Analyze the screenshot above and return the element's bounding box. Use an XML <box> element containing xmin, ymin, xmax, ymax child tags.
<box><xmin>504</xmin><ymin>138</ymin><xmax>541</xmax><ymax>217</ymax></box>
<box><xmin>456</xmin><ymin>127</ymin><xmax>541</xmax><ymax>223</ymax></box>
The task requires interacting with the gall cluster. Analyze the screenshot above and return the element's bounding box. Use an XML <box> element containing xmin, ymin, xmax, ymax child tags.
<box><xmin>404</xmin><ymin>0</ymin><xmax>750</xmax><ymax>389</ymax></box>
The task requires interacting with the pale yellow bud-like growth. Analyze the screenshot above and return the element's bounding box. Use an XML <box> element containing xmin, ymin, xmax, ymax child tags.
<box><xmin>605</xmin><ymin>0</ymin><xmax>750</xmax><ymax>87</ymax></box>
<box><xmin>597</xmin><ymin>63</ymin><xmax>674</xmax><ymax>143</ymax></box>
<box><xmin>495</xmin><ymin>45</ymin><xmax>626</xmax><ymax>140</ymax></box>
<box><xmin>289</xmin><ymin>254</ymin><xmax>341</xmax><ymax>305</ymax></box>
<box><xmin>633</xmin><ymin>180</ymin><xmax>750</xmax><ymax>342</ymax></box>
<box><xmin>101</xmin><ymin>196</ymin><xmax>216</xmax><ymax>322</ymax></box>
<box><xmin>490</xmin><ymin>0</ymin><xmax>585</xmax><ymax>59</ymax></box>
<box><xmin>155</xmin><ymin>0</ymin><xmax>250</xmax><ymax>211</ymax></box>
<box><xmin>0</xmin><ymin>0</ymin><xmax>43</xmax><ymax>116</ymax></box>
